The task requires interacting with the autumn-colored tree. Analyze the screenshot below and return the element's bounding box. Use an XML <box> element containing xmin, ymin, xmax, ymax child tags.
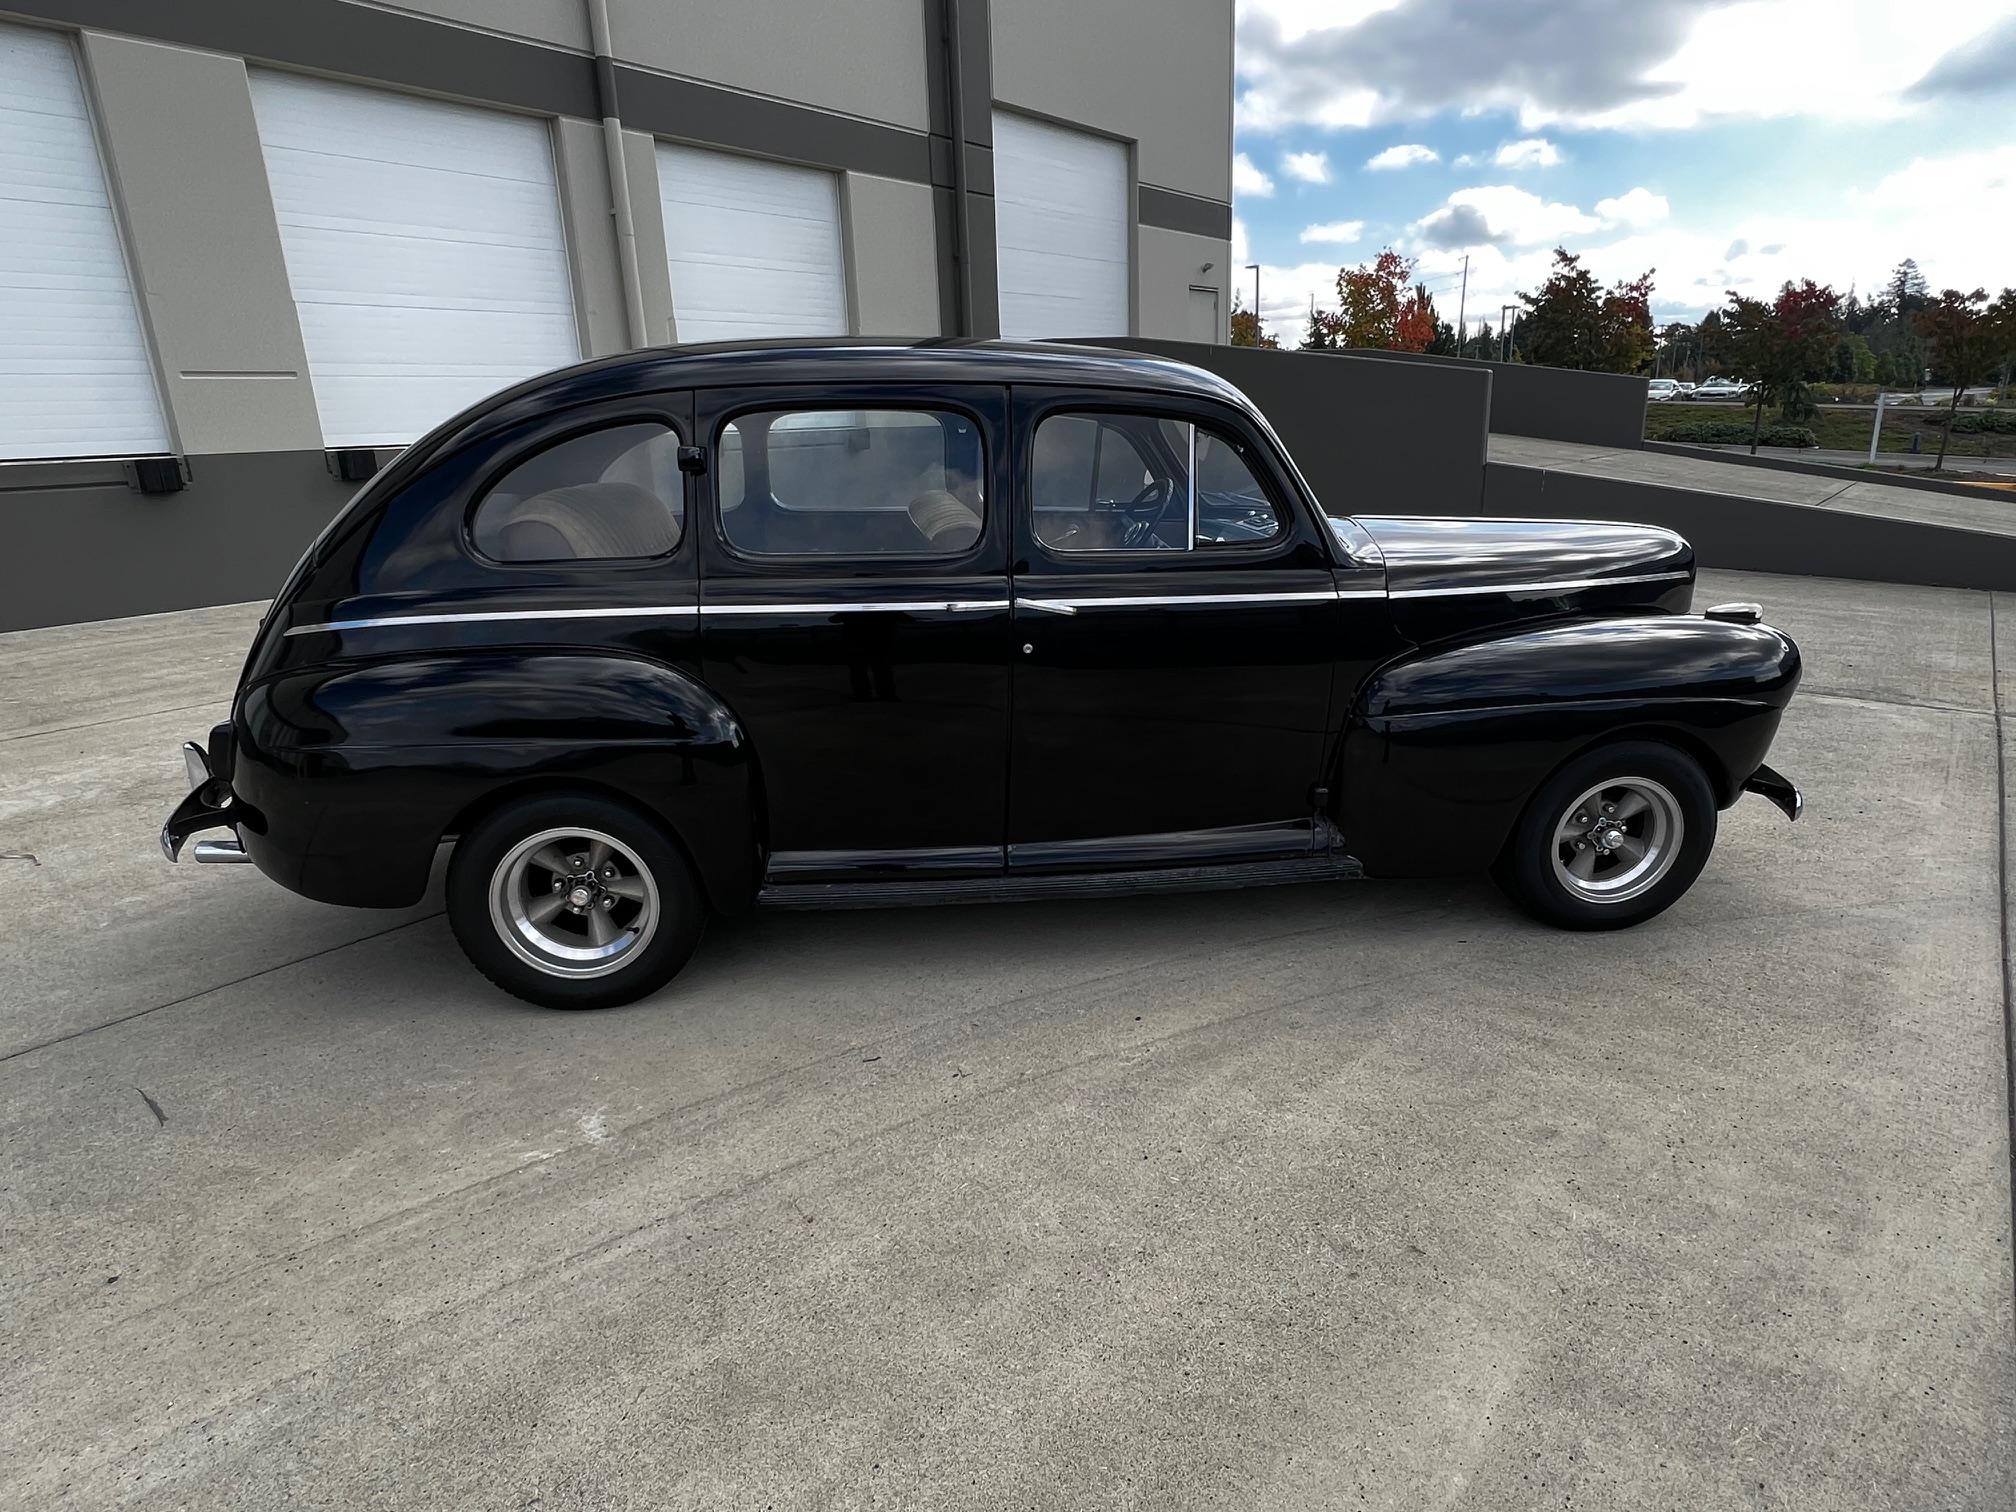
<box><xmin>1518</xmin><ymin>248</ymin><xmax>1656</xmax><ymax>372</ymax></box>
<box><xmin>1722</xmin><ymin>280</ymin><xmax>1842</xmax><ymax>454</ymax></box>
<box><xmin>1329</xmin><ymin>249</ymin><xmax>1431</xmax><ymax>352</ymax></box>
<box><xmin>1915</xmin><ymin>288</ymin><xmax>2004</xmax><ymax>470</ymax></box>
<box><xmin>1229</xmin><ymin>295</ymin><xmax>1278</xmax><ymax>349</ymax></box>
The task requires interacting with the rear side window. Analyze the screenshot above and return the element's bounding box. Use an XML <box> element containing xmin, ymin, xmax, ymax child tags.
<box><xmin>1030</xmin><ymin>412</ymin><xmax>1286</xmax><ymax>553</ymax></box>
<box><xmin>470</xmin><ymin>423</ymin><xmax>683</xmax><ymax>563</ymax></box>
<box><xmin>717</xmin><ymin>408</ymin><xmax>986</xmax><ymax>557</ymax></box>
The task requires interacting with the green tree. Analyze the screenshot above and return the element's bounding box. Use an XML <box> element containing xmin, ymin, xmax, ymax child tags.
<box><xmin>1301</xmin><ymin>300</ymin><xmax>1337</xmax><ymax>350</ymax></box>
<box><xmin>1831</xmin><ymin>333</ymin><xmax>1877</xmax><ymax>384</ymax></box>
<box><xmin>1518</xmin><ymin>248</ymin><xmax>1657</xmax><ymax>372</ymax></box>
<box><xmin>1722</xmin><ymin>280</ymin><xmax>1843</xmax><ymax>454</ymax></box>
<box><xmin>1915</xmin><ymin>287</ymin><xmax>2002</xmax><ymax>470</ymax></box>
<box><xmin>1885</xmin><ymin>258</ymin><xmax>1930</xmax><ymax>317</ymax></box>
<box><xmin>1229</xmin><ymin>295</ymin><xmax>1278</xmax><ymax>349</ymax></box>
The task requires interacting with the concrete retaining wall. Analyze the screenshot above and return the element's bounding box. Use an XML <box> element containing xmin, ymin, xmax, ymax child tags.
<box><xmin>1098</xmin><ymin>338</ymin><xmax>1489</xmax><ymax>515</ymax></box>
<box><xmin>1482</xmin><ymin>462</ymin><xmax>2016</xmax><ymax>593</ymax></box>
<box><xmin>1343</xmin><ymin>348</ymin><xmax>1648</xmax><ymax>449</ymax></box>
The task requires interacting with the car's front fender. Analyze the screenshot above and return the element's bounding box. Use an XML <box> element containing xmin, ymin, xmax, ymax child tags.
<box><xmin>1340</xmin><ymin>615</ymin><xmax>1801</xmax><ymax>877</ymax></box>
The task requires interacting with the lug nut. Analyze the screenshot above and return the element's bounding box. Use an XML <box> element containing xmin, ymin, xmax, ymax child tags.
<box><xmin>601</xmin><ymin>896</ymin><xmax>616</xmax><ymax>910</ymax></box>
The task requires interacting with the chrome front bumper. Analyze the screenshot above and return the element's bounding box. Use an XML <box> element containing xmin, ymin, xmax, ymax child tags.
<box><xmin>160</xmin><ymin>741</ymin><xmax>249</xmax><ymax>863</ymax></box>
<box><xmin>1742</xmin><ymin>762</ymin><xmax>1803</xmax><ymax>822</ymax></box>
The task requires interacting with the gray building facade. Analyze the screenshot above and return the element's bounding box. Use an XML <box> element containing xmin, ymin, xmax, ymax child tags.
<box><xmin>0</xmin><ymin>0</ymin><xmax>1234</xmax><ymax>629</ymax></box>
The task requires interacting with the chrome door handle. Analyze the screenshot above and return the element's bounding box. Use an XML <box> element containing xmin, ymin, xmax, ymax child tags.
<box><xmin>1017</xmin><ymin>598</ymin><xmax>1077</xmax><ymax>616</ymax></box>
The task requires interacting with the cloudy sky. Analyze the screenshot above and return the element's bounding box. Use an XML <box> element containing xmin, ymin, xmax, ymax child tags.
<box><xmin>1230</xmin><ymin>0</ymin><xmax>2016</xmax><ymax>338</ymax></box>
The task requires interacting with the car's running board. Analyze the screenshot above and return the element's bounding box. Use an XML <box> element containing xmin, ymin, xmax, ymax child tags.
<box><xmin>757</xmin><ymin>853</ymin><xmax>1366</xmax><ymax>910</ymax></box>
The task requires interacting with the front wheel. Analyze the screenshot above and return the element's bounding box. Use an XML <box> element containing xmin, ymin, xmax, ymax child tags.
<box><xmin>1492</xmin><ymin>740</ymin><xmax>1717</xmax><ymax>931</ymax></box>
<box><xmin>447</xmin><ymin>792</ymin><xmax>704</xmax><ymax>1009</ymax></box>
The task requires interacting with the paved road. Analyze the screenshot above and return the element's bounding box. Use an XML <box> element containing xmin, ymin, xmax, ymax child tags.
<box><xmin>1</xmin><ymin>571</ymin><xmax>2011</xmax><ymax>1509</ymax></box>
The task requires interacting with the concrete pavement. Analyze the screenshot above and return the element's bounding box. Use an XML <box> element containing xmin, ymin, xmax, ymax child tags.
<box><xmin>1</xmin><ymin>570</ymin><xmax>2011</xmax><ymax>1509</ymax></box>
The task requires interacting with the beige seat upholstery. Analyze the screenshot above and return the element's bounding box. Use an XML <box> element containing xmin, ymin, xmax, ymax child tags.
<box><xmin>476</xmin><ymin>482</ymin><xmax>678</xmax><ymax>561</ymax></box>
<box><xmin>907</xmin><ymin>489</ymin><xmax>982</xmax><ymax>551</ymax></box>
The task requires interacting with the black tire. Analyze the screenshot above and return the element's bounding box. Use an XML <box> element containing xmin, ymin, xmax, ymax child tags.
<box><xmin>1492</xmin><ymin>739</ymin><xmax>1717</xmax><ymax>931</ymax></box>
<box><xmin>446</xmin><ymin>791</ymin><xmax>705</xmax><ymax>1009</ymax></box>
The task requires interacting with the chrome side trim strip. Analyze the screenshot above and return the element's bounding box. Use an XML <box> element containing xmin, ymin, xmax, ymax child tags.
<box><xmin>699</xmin><ymin>599</ymin><xmax>1012</xmax><ymax>616</ymax></box>
<box><xmin>1016</xmin><ymin>590</ymin><xmax>1353</xmax><ymax>612</ymax></box>
<box><xmin>287</xmin><ymin>600</ymin><xmax>1012</xmax><ymax>634</ymax></box>
<box><xmin>1388</xmin><ymin>570</ymin><xmax>1691</xmax><ymax>601</ymax></box>
<box><xmin>286</xmin><ymin>605</ymin><xmax>701</xmax><ymax>636</ymax></box>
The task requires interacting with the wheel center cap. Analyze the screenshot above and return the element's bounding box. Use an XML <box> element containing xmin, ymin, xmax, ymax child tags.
<box><xmin>567</xmin><ymin>884</ymin><xmax>594</xmax><ymax>909</ymax></box>
<box><xmin>1594</xmin><ymin>825</ymin><xmax>1626</xmax><ymax>853</ymax></box>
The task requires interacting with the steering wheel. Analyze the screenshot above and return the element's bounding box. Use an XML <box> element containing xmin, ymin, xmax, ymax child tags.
<box><xmin>1114</xmin><ymin>478</ymin><xmax>1178</xmax><ymax>549</ymax></box>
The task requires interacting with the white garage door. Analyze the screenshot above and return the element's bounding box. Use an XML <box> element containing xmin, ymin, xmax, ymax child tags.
<box><xmin>656</xmin><ymin>144</ymin><xmax>847</xmax><ymax>343</ymax></box>
<box><xmin>249</xmin><ymin>71</ymin><xmax>579</xmax><ymax>448</ymax></box>
<box><xmin>0</xmin><ymin>24</ymin><xmax>169</xmax><ymax>460</ymax></box>
<box><xmin>992</xmin><ymin>112</ymin><xmax>1130</xmax><ymax>340</ymax></box>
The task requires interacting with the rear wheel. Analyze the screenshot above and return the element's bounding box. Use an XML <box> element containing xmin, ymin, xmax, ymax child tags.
<box><xmin>1492</xmin><ymin>740</ymin><xmax>1716</xmax><ymax>930</ymax></box>
<box><xmin>447</xmin><ymin>792</ymin><xmax>703</xmax><ymax>1009</ymax></box>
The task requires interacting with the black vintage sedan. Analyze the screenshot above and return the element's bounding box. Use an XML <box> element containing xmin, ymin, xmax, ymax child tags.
<box><xmin>163</xmin><ymin>340</ymin><xmax>1802</xmax><ymax>1009</ymax></box>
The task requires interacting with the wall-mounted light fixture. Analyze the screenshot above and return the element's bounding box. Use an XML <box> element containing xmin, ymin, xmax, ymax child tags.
<box><xmin>327</xmin><ymin>448</ymin><xmax>381</xmax><ymax>483</ymax></box>
<box><xmin>125</xmin><ymin>456</ymin><xmax>186</xmax><ymax>495</ymax></box>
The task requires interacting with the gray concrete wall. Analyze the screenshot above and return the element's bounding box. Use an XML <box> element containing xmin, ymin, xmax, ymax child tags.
<box><xmin>844</xmin><ymin>174</ymin><xmax>946</xmax><ymax>337</ymax></box>
<box><xmin>612</xmin><ymin>0</ymin><xmax>932</xmax><ymax>133</ymax></box>
<box><xmin>1346</xmin><ymin>348</ymin><xmax>1650</xmax><ymax>449</ymax></box>
<box><xmin>1139</xmin><ymin>227</ymin><xmax>1229</xmax><ymax>345</ymax></box>
<box><xmin>1483</xmin><ymin>462</ymin><xmax>2016</xmax><ymax>593</ymax></box>
<box><xmin>1</xmin><ymin>451</ymin><xmax>360</xmax><ymax>631</ymax></box>
<box><xmin>1105</xmin><ymin>338</ymin><xmax>1490</xmax><ymax>517</ymax></box>
<box><xmin>989</xmin><ymin>0</ymin><xmax>1232</xmax><ymax>204</ymax></box>
<box><xmin>76</xmin><ymin>31</ymin><xmax>321</xmax><ymax>456</ymax></box>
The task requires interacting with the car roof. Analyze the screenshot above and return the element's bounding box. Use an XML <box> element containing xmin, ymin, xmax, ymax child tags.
<box><xmin>439</xmin><ymin>338</ymin><xmax>1256</xmax><ymax>448</ymax></box>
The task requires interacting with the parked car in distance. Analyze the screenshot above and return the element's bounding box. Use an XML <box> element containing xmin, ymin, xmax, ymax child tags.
<box><xmin>1690</xmin><ymin>376</ymin><xmax>1752</xmax><ymax>401</ymax></box>
<box><xmin>163</xmin><ymin>340</ymin><xmax>1805</xmax><ymax>1009</ymax></box>
<box><xmin>1647</xmin><ymin>378</ymin><xmax>1682</xmax><ymax>401</ymax></box>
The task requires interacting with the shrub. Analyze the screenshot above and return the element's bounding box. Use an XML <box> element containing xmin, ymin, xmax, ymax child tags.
<box><xmin>1945</xmin><ymin>409</ymin><xmax>2015</xmax><ymax>435</ymax></box>
<box><xmin>1663</xmin><ymin>420</ymin><xmax>1752</xmax><ymax>444</ymax></box>
<box><xmin>1758</xmin><ymin>424</ymin><xmax>1817</xmax><ymax>448</ymax></box>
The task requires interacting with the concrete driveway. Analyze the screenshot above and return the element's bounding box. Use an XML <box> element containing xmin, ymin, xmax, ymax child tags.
<box><xmin>1</xmin><ymin>569</ymin><xmax>2011</xmax><ymax>1509</ymax></box>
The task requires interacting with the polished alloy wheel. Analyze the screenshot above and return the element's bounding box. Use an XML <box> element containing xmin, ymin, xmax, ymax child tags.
<box><xmin>487</xmin><ymin>826</ymin><xmax>659</xmax><ymax>978</ymax></box>
<box><xmin>1549</xmin><ymin>777</ymin><xmax>1683</xmax><ymax>904</ymax></box>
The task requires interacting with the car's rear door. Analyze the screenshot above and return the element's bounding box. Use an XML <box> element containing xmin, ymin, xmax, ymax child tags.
<box><xmin>1005</xmin><ymin>386</ymin><xmax>1343</xmax><ymax>869</ymax></box>
<box><xmin>695</xmin><ymin>383</ymin><xmax>1012</xmax><ymax>882</ymax></box>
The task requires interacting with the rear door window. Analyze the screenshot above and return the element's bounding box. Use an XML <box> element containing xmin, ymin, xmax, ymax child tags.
<box><xmin>717</xmin><ymin>408</ymin><xmax>986</xmax><ymax>557</ymax></box>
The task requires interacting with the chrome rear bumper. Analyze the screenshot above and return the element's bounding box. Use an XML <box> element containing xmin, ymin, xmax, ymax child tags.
<box><xmin>161</xmin><ymin>741</ymin><xmax>248</xmax><ymax>862</ymax></box>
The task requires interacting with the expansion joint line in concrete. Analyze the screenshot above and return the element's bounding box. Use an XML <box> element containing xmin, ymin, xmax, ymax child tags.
<box><xmin>1991</xmin><ymin>590</ymin><xmax>2016</xmax><ymax>1314</ymax></box>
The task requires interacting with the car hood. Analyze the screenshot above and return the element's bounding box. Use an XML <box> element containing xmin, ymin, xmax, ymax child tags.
<box><xmin>1352</xmin><ymin>514</ymin><xmax>1695</xmax><ymax>640</ymax></box>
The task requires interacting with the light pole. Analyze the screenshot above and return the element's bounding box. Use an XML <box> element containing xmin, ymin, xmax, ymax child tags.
<box><xmin>1500</xmin><ymin>303</ymin><xmax>1515</xmax><ymax>362</ymax></box>
<box><xmin>1245</xmin><ymin>264</ymin><xmax>1261</xmax><ymax>340</ymax></box>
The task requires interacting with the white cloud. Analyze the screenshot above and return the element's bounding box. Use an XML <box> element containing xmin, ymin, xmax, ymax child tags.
<box><xmin>1233</xmin><ymin>152</ymin><xmax>1275</xmax><ymax>197</ymax></box>
<box><xmin>1299</xmin><ymin>220</ymin><xmax>1366</xmax><ymax>244</ymax></box>
<box><xmin>1595</xmin><ymin>187</ymin><xmax>1670</xmax><ymax>228</ymax></box>
<box><xmin>1413</xmin><ymin>184</ymin><xmax>1601</xmax><ymax>249</ymax></box>
<box><xmin>1231</xmin><ymin>216</ymin><xmax>1251</xmax><ymax>268</ymax></box>
<box><xmin>1494</xmin><ymin>137</ymin><xmax>1563</xmax><ymax>169</ymax></box>
<box><xmin>1282</xmin><ymin>150</ymin><xmax>1331</xmax><ymax>183</ymax></box>
<box><xmin>1235</xmin><ymin>0</ymin><xmax>2016</xmax><ymax>134</ymax></box>
<box><xmin>1366</xmin><ymin>143</ymin><xmax>1439</xmax><ymax>171</ymax></box>
<box><xmin>1402</xmin><ymin>143</ymin><xmax>2016</xmax><ymax>335</ymax></box>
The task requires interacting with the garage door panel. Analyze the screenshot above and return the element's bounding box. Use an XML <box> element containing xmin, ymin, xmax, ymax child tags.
<box><xmin>657</xmin><ymin>143</ymin><xmax>847</xmax><ymax>342</ymax></box>
<box><xmin>0</xmin><ymin>23</ymin><xmax>170</xmax><ymax>460</ymax></box>
<box><xmin>250</xmin><ymin>70</ymin><xmax>579</xmax><ymax>448</ymax></box>
<box><xmin>992</xmin><ymin>111</ymin><xmax>1130</xmax><ymax>340</ymax></box>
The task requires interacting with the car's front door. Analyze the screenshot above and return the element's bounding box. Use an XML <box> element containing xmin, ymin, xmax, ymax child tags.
<box><xmin>1006</xmin><ymin>388</ymin><xmax>1343</xmax><ymax>869</ymax></box>
<box><xmin>696</xmin><ymin>384</ymin><xmax>1012</xmax><ymax>882</ymax></box>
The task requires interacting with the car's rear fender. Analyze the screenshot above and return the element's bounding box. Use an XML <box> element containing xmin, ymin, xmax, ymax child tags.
<box><xmin>232</xmin><ymin>649</ymin><xmax>757</xmax><ymax>910</ymax></box>
<box><xmin>1339</xmin><ymin>615</ymin><xmax>1801</xmax><ymax>877</ymax></box>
